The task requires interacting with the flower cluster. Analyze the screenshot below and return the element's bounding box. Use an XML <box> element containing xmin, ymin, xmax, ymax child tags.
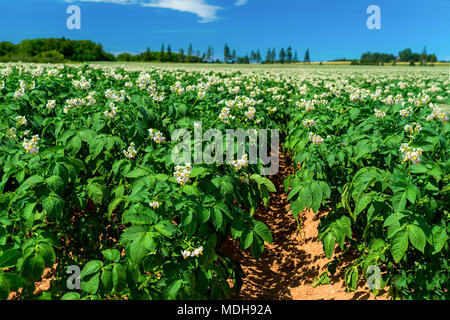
<box><xmin>8</xmin><ymin>127</ymin><xmax>17</xmax><ymax>139</ymax></box>
<box><xmin>302</xmin><ymin>119</ymin><xmax>316</xmax><ymax>128</ymax></box>
<box><xmin>181</xmin><ymin>246</ymin><xmax>203</xmax><ymax>259</ymax></box>
<box><xmin>231</xmin><ymin>154</ymin><xmax>249</xmax><ymax>171</ymax></box>
<box><xmin>400</xmin><ymin>144</ymin><xmax>423</xmax><ymax>164</ymax></box>
<box><xmin>148</xmin><ymin>129</ymin><xmax>166</xmax><ymax>144</ymax></box>
<box><xmin>174</xmin><ymin>163</ymin><xmax>192</xmax><ymax>185</ymax></box>
<box><xmin>309</xmin><ymin>132</ymin><xmax>324</xmax><ymax>145</ymax></box>
<box><xmin>244</xmin><ymin>107</ymin><xmax>256</xmax><ymax>120</ymax></box>
<box><xmin>219</xmin><ymin>107</ymin><xmax>234</xmax><ymax>124</ymax></box>
<box><xmin>46</xmin><ymin>100</ymin><xmax>56</xmax><ymax>110</ymax></box>
<box><xmin>123</xmin><ymin>142</ymin><xmax>137</xmax><ymax>160</ymax></box>
<box><xmin>104</xmin><ymin>102</ymin><xmax>118</xmax><ymax>119</ymax></box>
<box><xmin>22</xmin><ymin>135</ymin><xmax>40</xmax><ymax>155</ymax></box>
<box><xmin>149</xmin><ymin>201</ymin><xmax>160</xmax><ymax>209</ymax></box>
<box><xmin>72</xmin><ymin>77</ymin><xmax>91</xmax><ymax>90</ymax></box>
<box><xmin>105</xmin><ymin>89</ymin><xmax>126</xmax><ymax>103</ymax></box>
<box><xmin>16</xmin><ymin>116</ymin><xmax>27</xmax><ymax>127</ymax></box>
<box><xmin>399</xmin><ymin>107</ymin><xmax>413</xmax><ymax>118</ymax></box>
<box><xmin>374</xmin><ymin>109</ymin><xmax>386</xmax><ymax>119</ymax></box>
<box><xmin>404</xmin><ymin>123</ymin><xmax>422</xmax><ymax>134</ymax></box>
<box><xmin>425</xmin><ymin>104</ymin><xmax>448</xmax><ymax>123</ymax></box>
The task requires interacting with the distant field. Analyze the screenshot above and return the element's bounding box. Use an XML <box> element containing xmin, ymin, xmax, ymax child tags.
<box><xmin>88</xmin><ymin>61</ymin><xmax>450</xmax><ymax>74</ymax></box>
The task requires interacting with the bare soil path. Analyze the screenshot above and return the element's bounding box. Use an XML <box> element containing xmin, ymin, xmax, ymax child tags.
<box><xmin>227</xmin><ymin>147</ymin><xmax>388</xmax><ymax>300</ymax></box>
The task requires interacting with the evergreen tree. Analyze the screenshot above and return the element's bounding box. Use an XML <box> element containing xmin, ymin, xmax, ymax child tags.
<box><xmin>420</xmin><ymin>46</ymin><xmax>428</xmax><ymax>65</ymax></box>
<box><xmin>279</xmin><ymin>48</ymin><xmax>286</xmax><ymax>64</ymax></box>
<box><xmin>287</xmin><ymin>46</ymin><xmax>293</xmax><ymax>63</ymax></box>
<box><xmin>160</xmin><ymin>43</ymin><xmax>165</xmax><ymax>62</ymax></box>
<box><xmin>187</xmin><ymin>43</ymin><xmax>193</xmax><ymax>62</ymax></box>
<box><xmin>265</xmin><ymin>49</ymin><xmax>271</xmax><ymax>64</ymax></box>
<box><xmin>294</xmin><ymin>51</ymin><xmax>298</xmax><ymax>62</ymax></box>
<box><xmin>166</xmin><ymin>44</ymin><xmax>172</xmax><ymax>61</ymax></box>
<box><xmin>178</xmin><ymin>48</ymin><xmax>184</xmax><ymax>62</ymax></box>
<box><xmin>206</xmin><ymin>46</ymin><xmax>212</xmax><ymax>62</ymax></box>
<box><xmin>271</xmin><ymin>48</ymin><xmax>276</xmax><ymax>63</ymax></box>
<box><xmin>232</xmin><ymin>50</ymin><xmax>236</xmax><ymax>63</ymax></box>
<box><xmin>256</xmin><ymin>49</ymin><xmax>261</xmax><ymax>63</ymax></box>
<box><xmin>224</xmin><ymin>43</ymin><xmax>231</xmax><ymax>63</ymax></box>
<box><xmin>304</xmin><ymin>48</ymin><xmax>310</xmax><ymax>64</ymax></box>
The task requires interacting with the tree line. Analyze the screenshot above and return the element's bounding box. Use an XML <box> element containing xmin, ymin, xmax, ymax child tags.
<box><xmin>0</xmin><ymin>38</ymin><xmax>313</xmax><ymax>64</ymax></box>
<box><xmin>357</xmin><ymin>47</ymin><xmax>438</xmax><ymax>65</ymax></box>
<box><xmin>0</xmin><ymin>38</ymin><xmax>115</xmax><ymax>63</ymax></box>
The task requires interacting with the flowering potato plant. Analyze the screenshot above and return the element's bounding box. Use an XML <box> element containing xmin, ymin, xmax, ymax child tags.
<box><xmin>0</xmin><ymin>64</ymin><xmax>277</xmax><ymax>300</ymax></box>
<box><xmin>284</xmin><ymin>72</ymin><xmax>449</xmax><ymax>299</ymax></box>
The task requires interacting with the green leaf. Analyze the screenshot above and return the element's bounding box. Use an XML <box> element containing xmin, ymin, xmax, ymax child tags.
<box><xmin>46</xmin><ymin>175</ymin><xmax>65</xmax><ymax>195</ymax></box>
<box><xmin>323</xmin><ymin>232</ymin><xmax>335</xmax><ymax>259</ymax></box>
<box><xmin>406</xmin><ymin>186</ymin><xmax>418</xmax><ymax>205</ymax></box>
<box><xmin>310</xmin><ymin>181</ymin><xmax>323</xmax><ymax>213</ymax></box>
<box><xmin>211</xmin><ymin>208</ymin><xmax>223</xmax><ymax>230</ymax></box>
<box><xmin>391</xmin><ymin>191</ymin><xmax>407</xmax><ymax>213</ymax></box>
<box><xmin>81</xmin><ymin>260</ymin><xmax>103</xmax><ymax>278</ymax></box>
<box><xmin>101</xmin><ymin>268</ymin><xmax>113</xmax><ymax>293</ymax></box>
<box><xmin>154</xmin><ymin>221</ymin><xmax>176</xmax><ymax>238</ymax></box>
<box><xmin>61</xmin><ymin>292</ymin><xmax>81</xmax><ymax>300</ymax></box>
<box><xmin>0</xmin><ymin>248</ymin><xmax>21</xmax><ymax>268</ymax></box>
<box><xmin>240</xmin><ymin>228</ymin><xmax>253</xmax><ymax>250</ymax></box>
<box><xmin>390</xmin><ymin>229</ymin><xmax>408</xmax><ymax>263</ymax></box>
<box><xmin>36</xmin><ymin>242</ymin><xmax>56</xmax><ymax>267</ymax></box>
<box><xmin>112</xmin><ymin>263</ymin><xmax>127</xmax><ymax>293</ymax></box>
<box><xmin>354</xmin><ymin>193</ymin><xmax>372</xmax><ymax>217</ymax></box>
<box><xmin>165</xmin><ymin>279</ymin><xmax>182</xmax><ymax>300</ymax></box>
<box><xmin>102</xmin><ymin>249</ymin><xmax>121</xmax><ymax>263</ymax></box>
<box><xmin>253</xmin><ymin>220</ymin><xmax>273</xmax><ymax>243</ymax></box>
<box><xmin>129</xmin><ymin>234</ymin><xmax>150</xmax><ymax>264</ymax></box>
<box><xmin>407</xmin><ymin>225</ymin><xmax>426</xmax><ymax>253</ymax></box>
<box><xmin>431</xmin><ymin>225</ymin><xmax>448</xmax><ymax>253</ymax></box>
<box><xmin>86</xmin><ymin>182</ymin><xmax>103</xmax><ymax>205</ymax></box>
<box><xmin>20</xmin><ymin>252</ymin><xmax>45</xmax><ymax>282</ymax></box>
<box><xmin>251</xmin><ymin>233</ymin><xmax>265</xmax><ymax>261</ymax></box>
<box><xmin>299</xmin><ymin>186</ymin><xmax>312</xmax><ymax>210</ymax></box>
<box><xmin>22</xmin><ymin>202</ymin><xmax>37</xmax><ymax>229</ymax></box>
<box><xmin>124</xmin><ymin>168</ymin><xmax>149</xmax><ymax>179</ymax></box>
<box><xmin>0</xmin><ymin>274</ymin><xmax>10</xmax><ymax>300</ymax></box>
<box><xmin>42</xmin><ymin>194</ymin><xmax>64</xmax><ymax>220</ymax></box>
<box><xmin>81</xmin><ymin>273</ymin><xmax>100</xmax><ymax>294</ymax></box>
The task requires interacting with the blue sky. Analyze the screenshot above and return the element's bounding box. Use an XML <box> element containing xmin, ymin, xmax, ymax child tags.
<box><xmin>0</xmin><ymin>0</ymin><xmax>449</xmax><ymax>61</ymax></box>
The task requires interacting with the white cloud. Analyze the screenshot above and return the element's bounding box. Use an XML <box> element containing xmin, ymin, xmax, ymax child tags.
<box><xmin>65</xmin><ymin>0</ymin><xmax>222</xmax><ymax>22</ymax></box>
<box><xmin>234</xmin><ymin>0</ymin><xmax>248</xmax><ymax>6</ymax></box>
<box><xmin>142</xmin><ymin>0</ymin><xmax>221</xmax><ymax>23</ymax></box>
<box><xmin>65</xmin><ymin>0</ymin><xmax>138</xmax><ymax>4</ymax></box>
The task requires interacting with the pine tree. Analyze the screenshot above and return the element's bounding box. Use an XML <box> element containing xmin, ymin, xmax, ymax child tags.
<box><xmin>294</xmin><ymin>51</ymin><xmax>298</xmax><ymax>62</ymax></box>
<box><xmin>224</xmin><ymin>44</ymin><xmax>231</xmax><ymax>63</ymax></box>
<box><xmin>265</xmin><ymin>49</ymin><xmax>271</xmax><ymax>64</ymax></box>
<box><xmin>304</xmin><ymin>48</ymin><xmax>310</xmax><ymax>64</ymax></box>
<box><xmin>178</xmin><ymin>48</ymin><xmax>184</xmax><ymax>62</ymax></box>
<box><xmin>279</xmin><ymin>48</ymin><xmax>286</xmax><ymax>64</ymax></box>
<box><xmin>206</xmin><ymin>46</ymin><xmax>212</xmax><ymax>62</ymax></box>
<box><xmin>271</xmin><ymin>48</ymin><xmax>276</xmax><ymax>63</ymax></box>
<box><xmin>166</xmin><ymin>44</ymin><xmax>172</xmax><ymax>61</ymax></box>
<box><xmin>420</xmin><ymin>46</ymin><xmax>427</xmax><ymax>65</ymax></box>
<box><xmin>160</xmin><ymin>43</ymin><xmax>165</xmax><ymax>62</ymax></box>
<box><xmin>287</xmin><ymin>46</ymin><xmax>293</xmax><ymax>63</ymax></box>
<box><xmin>256</xmin><ymin>49</ymin><xmax>261</xmax><ymax>63</ymax></box>
<box><xmin>187</xmin><ymin>44</ymin><xmax>193</xmax><ymax>62</ymax></box>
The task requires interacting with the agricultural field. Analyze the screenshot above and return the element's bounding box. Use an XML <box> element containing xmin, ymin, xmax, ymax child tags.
<box><xmin>0</xmin><ymin>62</ymin><xmax>448</xmax><ymax>300</ymax></box>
